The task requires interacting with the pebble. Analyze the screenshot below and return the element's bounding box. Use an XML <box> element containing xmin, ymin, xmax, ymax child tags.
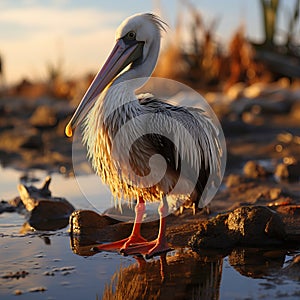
<box><xmin>28</xmin><ymin>286</ymin><xmax>47</xmax><ymax>293</ymax></box>
<box><xmin>243</xmin><ymin>161</ymin><xmax>267</xmax><ymax>179</ymax></box>
<box><xmin>14</xmin><ymin>289</ymin><xmax>23</xmax><ymax>295</ymax></box>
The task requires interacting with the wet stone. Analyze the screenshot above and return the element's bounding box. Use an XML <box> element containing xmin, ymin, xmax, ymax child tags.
<box><xmin>0</xmin><ymin>200</ymin><xmax>17</xmax><ymax>214</ymax></box>
<box><xmin>2</xmin><ymin>270</ymin><xmax>29</xmax><ymax>279</ymax></box>
<box><xmin>14</xmin><ymin>290</ymin><xmax>23</xmax><ymax>295</ymax></box>
<box><xmin>0</xmin><ymin>197</ymin><xmax>26</xmax><ymax>215</ymax></box>
<box><xmin>189</xmin><ymin>206</ymin><xmax>286</xmax><ymax>250</ymax></box>
<box><xmin>227</xmin><ymin>206</ymin><xmax>286</xmax><ymax>245</ymax></box>
<box><xmin>70</xmin><ymin>210</ymin><xmax>120</xmax><ymax>237</ymax></box>
<box><xmin>189</xmin><ymin>214</ymin><xmax>237</xmax><ymax>249</ymax></box>
<box><xmin>28</xmin><ymin>286</ymin><xmax>47</xmax><ymax>293</ymax></box>
<box><xmin>18</xmin><ymin>176</ymin><xmax>74</xmax><ymax>230</ymax></box>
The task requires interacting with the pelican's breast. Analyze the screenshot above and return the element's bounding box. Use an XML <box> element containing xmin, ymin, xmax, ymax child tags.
<box><xmin>82</xmin><ymin>86</ymin><xmax>163</xmax><ymax>202</ymax></box>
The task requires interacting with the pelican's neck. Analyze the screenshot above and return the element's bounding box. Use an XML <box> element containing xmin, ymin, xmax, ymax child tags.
<box><xmin>97</xmin><ymin>37</ymin><xmax>161</xmax><ymax>123</ymax></box>
<box><xmin>101</xmin><ymin>81</ymin><xmax>140</xmax><ymax>116</ymax></box>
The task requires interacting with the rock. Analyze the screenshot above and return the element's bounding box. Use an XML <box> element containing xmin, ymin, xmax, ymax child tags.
<box><xmin>277</xmin><ymin>132</ymin><xmax>294</xmax><ymax>144</ymax></box>
<box><xmin>0</xmin><ymin>127</ymin><xmax>40</xmax><ymax>152</ymax></box>
<box><xmin>17</xmin><ymin>176</ymin><xmax>74</xmax><ymax>230</ymax></box>
<box><xmin>14</xmin><ymin>290</ymin><xmax>23</xmax><ymax>295</ymax></box>
<box><xmin>28</xmin><ymin>286</ymin><xmax>47</xmax><ymax>293</ymax></box>
<box><xmin>268</xmin><ymin>188</ymin><xmax>282</xmax><ymax>200</ymax></box>
<box><xmin>277</xmin><ymin>205</ymin><xmax>300</xmax><ymax>243</ymax></box>
<box><xmin>2</xmin><ymin>270</ymin><xmax>29</xmax><ymax>279</ymax></box>
<box><xmin>69</xmin><ymin>210</ymin><xmax>131</xmax><ymax>256</ymax></box>
<box><xmin>69</xmin><ymin>210</ymin><xmax>119</xmax><ymax>237</ymax></box>
<box><xmin>243</xmin><ymin>161</ymin><xmax>267</xmax><ymax>179</ymax></box>
<box><xmin>189</xmin><ymin>214</ymin><xmax>237</xmax><ymax>249</ymax></box>
<box><xmin>0</xmin><ymin>197</ymin><xmax>24</xmax><ymax>214</ymax></box>
<box><xmin>226</xmin><ymin>174</ymin><xmax>247</xmax><ymax>188</ymax></box>
<box><xmin>69</xmin><ymin>209</ymin><xmax>163</xmax><ymax>256</ymax></box>
<box><xmin>0</xmin><ymin>200</ymin><xmax>17</xmax><ymax>213</ymax></box>
<box><xmin>20</xmin><ymin>134</ymin><xmax>43</xmax><ymax>150</ymax></box>
<box><xmin>29</xmin><ymin>105</ymin><xmax>57</xmax><ymax>128</ymax></box>
<box><xmin>189</xmin><ymin>206</ymin><xmax>286</xmax><ymax>250</ymax></box>
<box><xmin>275</xmin><ymin>162</ymin><xmax>300</xmax><ymax>181</ymax></box>
<box><xmin>227</xmin><ymin>206</ymin><xmax>286</xmax><ymax>245</ymax></box>
<box><xmin>290</xmin><ymin>101</ymin><xmax>300</xmax><ymax>121</ymax></box>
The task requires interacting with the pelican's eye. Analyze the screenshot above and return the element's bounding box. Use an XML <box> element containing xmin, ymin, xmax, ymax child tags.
<box><xmin>126</xmin><ymin>31</ymin><xmax>136</xmax><ymax>40</ymax></box>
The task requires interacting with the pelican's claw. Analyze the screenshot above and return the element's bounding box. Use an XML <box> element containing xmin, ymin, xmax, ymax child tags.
<box><xmin>120</xmin><ymin>241</ymin><xmax>156</xmax><ymax>256</ymax></box>
<box><xmin>119</xmin><ymin>240</ymin><xmax>173</xmax><ymax>259</ymax></box>
<box><xmin>90</xmin><ymin>235</ymin><xmax>148</xmax><ymax>254</ymax></box>
<box><xmin>90</xmin><ymin>238</ymin><xmax>129</xmax><ymax>253</ymax></box>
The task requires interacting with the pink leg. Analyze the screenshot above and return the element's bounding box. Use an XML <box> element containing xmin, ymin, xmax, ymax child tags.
<box><xmin>121</xmin><ymin>198</ymin><xmax>147</xmax><ymax>249</ymax></box>
<box><xmin>121</xmin><ymin>196</ymin><xmax>172</xmax><ymax>258</ymax></box>
<box><xmin>145</xmin><ymin>197</ymin><xmax>172</xmax><ymax>259</ymax></box>
<box><xmin>92</xmin><ymin>198</ymin><xmax>147</xmax><ymax>252</ymax></box>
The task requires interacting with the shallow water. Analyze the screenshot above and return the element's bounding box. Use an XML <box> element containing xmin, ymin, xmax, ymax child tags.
<box><xmin>0</xmin><ymin>167</ymin><xmax>300</xmax><ymax>299</ymax></box>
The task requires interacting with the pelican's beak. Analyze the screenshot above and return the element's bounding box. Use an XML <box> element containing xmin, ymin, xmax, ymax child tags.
<box><xmin>65</xmin><ymin>38</ymin><xmax>144</xmax><ymax>137</ymax></box>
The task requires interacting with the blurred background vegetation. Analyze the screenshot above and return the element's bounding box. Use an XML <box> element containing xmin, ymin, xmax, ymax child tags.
<box><xmin>154</xmin><ymin>0</ymin><xmax>300</xmax><ymax>92</ymax></box>
<box><xmin>0</xmin><ymin>0</ymin><xmax>299</xmax><ymax>100</ymax></box>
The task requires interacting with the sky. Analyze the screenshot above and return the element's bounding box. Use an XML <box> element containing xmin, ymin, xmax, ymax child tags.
<box><xmin>0</xmin><ymin>0</ymin><xmax>298</xmax><ymax>85</ymax></box>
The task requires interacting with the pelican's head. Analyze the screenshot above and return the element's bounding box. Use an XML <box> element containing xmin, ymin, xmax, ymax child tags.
<box><xmin>65</xmin><ymin>13</ymin><xmax>167</xmax><ymax>137</ymax></box>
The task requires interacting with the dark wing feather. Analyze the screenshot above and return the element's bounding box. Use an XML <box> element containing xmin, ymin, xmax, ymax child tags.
<box><xmin>138</xmin><ymin>95</ymin><xmax>217</xmax><ymax>207</ymax></box>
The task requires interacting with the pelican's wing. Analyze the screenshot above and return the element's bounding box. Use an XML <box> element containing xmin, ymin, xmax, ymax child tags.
<box><xmin>138</xmin><ymin>95</ymin><xmax>222</xmax><ymax>178</ymax></box>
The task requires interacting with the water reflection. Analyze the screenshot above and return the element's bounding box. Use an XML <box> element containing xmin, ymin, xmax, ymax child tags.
<box><xmin>102</xmin><ymin>250</ymin><xmax>223</xmax><ymax>300</ymax></box>
<box><xmin>229</xmin><ymin>247</ymin><xmax>286</xmax><ymax>278</ymax></box>
<box><xmin>70</xmin><ymin>229</ymin><xmax>300</xmax><ymax>300</ymax></box>
<box><xmin>70</xmin><ymin>228</ymin><xmax>225</xmax><ymax>299</ymax></box>
<box><xmin>19</xmin><ymin>218</ymin><xmax>69</xmax><ymax>233</ymax></box>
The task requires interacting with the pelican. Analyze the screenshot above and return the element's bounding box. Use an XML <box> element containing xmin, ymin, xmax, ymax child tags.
<box><xmin>65</xmin><ymin>13</ymin><xmax>224</xmax><ymax>258</ymax></box>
